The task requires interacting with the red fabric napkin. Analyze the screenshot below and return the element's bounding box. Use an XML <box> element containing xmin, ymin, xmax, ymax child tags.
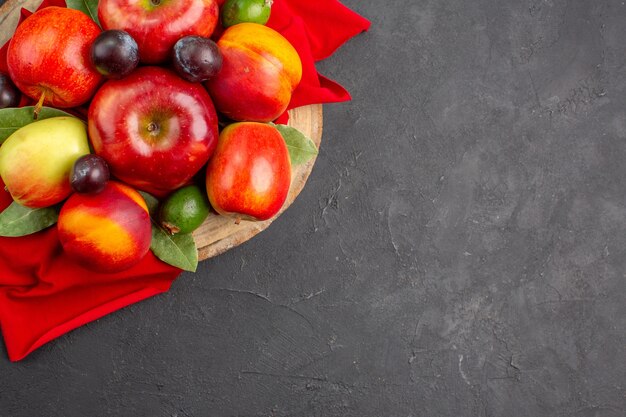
<box><xmin>0</xmin><ymin>0</ymin><xmax>369</xmax><ymax>362</ymax></box>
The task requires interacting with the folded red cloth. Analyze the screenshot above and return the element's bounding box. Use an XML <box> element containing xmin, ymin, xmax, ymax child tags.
<box><xmin>0</xmin><ymin>0</ymin><xmax>369</xmax><ymax>361</ymax></box>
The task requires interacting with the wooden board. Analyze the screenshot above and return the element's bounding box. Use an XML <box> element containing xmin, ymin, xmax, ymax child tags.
<box><xmin>0</xmin><ymin>0</ymin><xmax>323</xmax><ymax>261</ymax></box>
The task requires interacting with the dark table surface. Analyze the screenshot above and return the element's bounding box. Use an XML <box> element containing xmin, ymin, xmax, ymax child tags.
<box><xmin>2</xmin><ymin>0</ymin><xmax>626</xmax><ymax>416</ymax></box>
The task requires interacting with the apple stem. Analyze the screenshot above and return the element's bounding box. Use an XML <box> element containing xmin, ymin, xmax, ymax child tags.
<box><xmin>33</xmin><ymin>90</ymin><xmax>46</xmax><ymax>120</ymax></box>
<box><xmin>235</xmin><ymin>217</ymin><xmax>241</xmax><ymax>225</ymax></box>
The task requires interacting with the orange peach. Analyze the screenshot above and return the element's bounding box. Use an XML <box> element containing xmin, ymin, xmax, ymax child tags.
<box><xmin>57</xmin><ymin>181</ymin><xmax>152</xmax><ymax>273</ymax></box>
<box><xmin>205</xmin><ymin>23</ymin><xmax>302</xmax><ymax>122</ymax></box>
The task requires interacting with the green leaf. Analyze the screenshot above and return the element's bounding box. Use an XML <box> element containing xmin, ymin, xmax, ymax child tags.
<box><xmin>65</xmin><ymin>0</ymin><xmax>101</xmax><ymax>27</ymax></box>
<box><xmin>274</xmin><ymin>124</ymin><xmax>319</xmax><ymax>165</ymax></box>
<box><xmin>150</xmin><ymin>225</ymin><xmax>198</xmax><ymax>272</ymax></box>
<box><xmin>0</xmin><ymin>202</ymin><xmax>58</xmax><ymax>237</ymax></box>
<box><xmin>0</xmin><ymin>106</ymin><xmax>75</xmax><ymax>144</ymax></box>
<box><xmin>138</xmin><ymin>191</ymin><xmax>160</xmax><ymax>217</ymax></box>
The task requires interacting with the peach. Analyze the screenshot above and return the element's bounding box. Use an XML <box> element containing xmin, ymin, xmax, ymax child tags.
<box><xmin>205</xmin><ymin>23</ymin><xmax>302</xmax><ymax>122</ymax></box>
<box><xmin>57</xmin><ymin>181</ymin><xmax>152</xmax><ymax>273</ymax></box>
<box><xmin>206</xmin><ymin>122</ymin><xmax>291</xmax><ymax>221</ymax></box>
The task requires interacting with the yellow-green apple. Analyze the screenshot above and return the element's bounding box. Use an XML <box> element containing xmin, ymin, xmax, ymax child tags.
<box><xmin>98</xmin><ymin>0</ymin><xmax>220</xmax><ymax>64</ymax></box>
<box><xmin>58</xmin><ymin>181</ymin><xmax>152</xmax><ymax>273</ymax></box>
<box><xmin>88</xmin><ymin>66</ymin><xmax>219</xmax><ymax>197</ymax></box>
<box><xmin>0</xmin><ymin>117</ymin><xmax>90</xmax><ymax>208</ymax></box>
<box><xmin>206</xmin><ymin>122</ymin><xmax>291</xmax><ymax>221</ymax></box>
<box><xmin>205</xmin><ymin>23</ymin><xmax>302</xmax><ymax>122</ymax></box>
<box><xmin>7</xmin><ymin>7</ymin><xmax>102</xmax><ymax>110</ymax></box>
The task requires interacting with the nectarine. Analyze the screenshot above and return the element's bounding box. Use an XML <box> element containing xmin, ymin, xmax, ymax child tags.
<box><xmin>57</xmin><ymin>181</ymin><xmax>152</xmax><ymax>273</ymax></box>
<box><xmin>205</xmin><ymin>23</ymin><xmax>302</xmax><ymax>122</ymax></box>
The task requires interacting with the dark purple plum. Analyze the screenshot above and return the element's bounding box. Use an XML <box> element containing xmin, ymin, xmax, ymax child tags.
<box><xmin>0</xmin><ymin>73</ymin><xmax>20</xmax><ymax>108</ymax></box>
<box><xmin>90</xmin><ymin>30</ymin><xmax>139</xmax><ymax>79</ymax></box>
<box><xmin>172</xmin><ymin>36</ymin><xmax>222</xmax><ymax>83</ymax></box>
<box><xmin>70</xmin><ymin>154</ymin><xmax>110</xmax><ymax>194</ymax></box>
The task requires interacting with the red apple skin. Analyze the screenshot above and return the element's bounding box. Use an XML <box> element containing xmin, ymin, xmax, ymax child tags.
<box><xmin>88</xmin><ymin>66</ymin><xmax>219</xmax><ymax>197</ymax></box>
<box><xmin>7</xmin><ymin>7</ymin><xmax>102</xmax><ymax>108</ymax></box>
<box><xmin>98</xmin><ymin>0</ymin><xmax>219</xmax><ymax>64</ymax></box>
<box><xmin>58</xmin><ymin>181</ymin><xmax>152</xmax><ymax>273</ymax></box>
<box><xmin>206</xmin><ymin>122</ymin><xmax>291</xmax><ymax>221</ymax></box>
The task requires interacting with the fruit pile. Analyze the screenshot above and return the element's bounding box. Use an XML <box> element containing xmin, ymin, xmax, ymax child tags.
<box><xmin>0</xmin><ymin>0</ymin><xmax>318</xmax><ymax>273</ymax></box>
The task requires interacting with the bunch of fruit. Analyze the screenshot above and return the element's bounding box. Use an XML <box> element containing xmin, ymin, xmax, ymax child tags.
<box><xmin>0</xmin><ymin>0</ymin><xmax>318</xmax><ymax>273</ymax></box>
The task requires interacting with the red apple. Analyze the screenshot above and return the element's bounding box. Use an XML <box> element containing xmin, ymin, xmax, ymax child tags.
<box><xmin>206</xmin><ymin>122</ymin><xmax>291</xmax><ymax>221</ymax></box>
<box><xmin>7</xmin><ymin>7</ymin><xmax>102</xmax><ymax>109</ymax></box>
<box><xmin>88</xmin><ymin>66</ymin><xmax>219</xmax><ymax>197</ymax></box>
<box><xmin>98</xmin><ymin>0</ymin><xmax>220</xmax><ymax>64</ymax></box>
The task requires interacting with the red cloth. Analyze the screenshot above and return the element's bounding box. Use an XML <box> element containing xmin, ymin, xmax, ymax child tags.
<box><xmin>0</xmin><ymin>0</ymin><xmax>369</xmax><ymax>361</ymax></box>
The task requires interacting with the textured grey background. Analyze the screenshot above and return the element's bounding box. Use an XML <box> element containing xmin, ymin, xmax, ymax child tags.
<box><xmin>1</xmin><ymin>0</ymin><xmax>626</xmax><ymax>416</ymax></box>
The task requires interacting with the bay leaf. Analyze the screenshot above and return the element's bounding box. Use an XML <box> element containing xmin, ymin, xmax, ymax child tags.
<box><xmin>274</xmin><ymin>124</ymin><xmax>319</xmax><ymax>165</ymax></box>
<box><xmin>0</xmin><ymin>202</ymin><xmax>58</xmax><ymax>237</ymax></box>
<box><xmin>141</xmin><ymin>190</ymin><xmax>197</xmax><ymax>271</ymax></box>
<box><xmin>150</xmin><ymin>225</ymin><xmax>198</xmax><ymax>272</ymax></box>
<box><xmin>139</xmin><ymin>191</ymin><xmax>159</xmax><ymax>217</ymax></box>
<box><xmin>0</xmin><ymin>106</ymin><xmax>74</xmax><ymax>144</ymax></box>
<box><xmin>65</xmin><ymin>0</ymin><xmax>101</xmax><ymax>27</ymax></box>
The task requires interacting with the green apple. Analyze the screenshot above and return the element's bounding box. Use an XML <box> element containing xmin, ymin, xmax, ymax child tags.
<box><xmin>0</xmin><ymin>117</ymin><xmax>90</xmax><ymax>208</ymax></box>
